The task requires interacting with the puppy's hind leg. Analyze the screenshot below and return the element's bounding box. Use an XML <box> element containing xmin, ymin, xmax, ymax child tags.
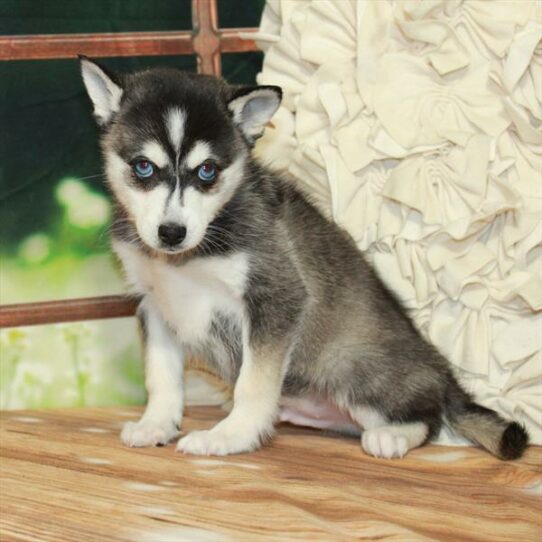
<box><xmin>350</xmin><ymin>407</ymin><xmax>432</xmax><ymax>459</ymax></box>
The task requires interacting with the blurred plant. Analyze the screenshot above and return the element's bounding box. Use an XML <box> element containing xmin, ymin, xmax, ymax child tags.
<box><xmin>0</xmin><ymin>176</ymin><xmax>145</xmax><ymax>410</ymax></box>
<box><xmin>3</xmin><ymin>176</ymin><xmax>114</xmax><ymax>270</ymax></box>
<box><xmin>0</xmin><ymin>328</ymin><xmax>29</xmax><ymax>408</ymax></box>
<box><xmin>62</xmin><ymin>324</ymin><xmax>92</xmax><ymax>407</ymax></box>
<box><xmin>56</xmin><ymin>178</ymin><xmax>110</xmax><ymax>229</ymax></box>
<box><xmin>18</xmin><ymin>233</ymin><xmax>51</xmax><ymax>264</ymax></box>
<box><xmin>16</xmin><ymin>362</ymin><xmax>53</xmax><ymax>408</ymax></box>
<box><xmin>53</xmin><ymin>177</ymin><xmax>113</xmax><ymax>258</ymax></box>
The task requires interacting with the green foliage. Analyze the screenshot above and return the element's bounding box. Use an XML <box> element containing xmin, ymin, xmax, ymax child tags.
<box><xmin>0</xmin><ymin>176</ymin><xmax>145</xmax><ymax>410</ymax></box>
<box><xmin>0</xmin><ymin>0</ymin><xmax>264</xmax><ymax>410</ymax></box>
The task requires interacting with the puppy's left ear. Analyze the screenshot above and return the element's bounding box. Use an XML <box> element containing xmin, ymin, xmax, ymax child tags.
<box><xmin>227</xmin><ymin>86</ymin><xmax>282</xmax><ymax>144</ymax></box>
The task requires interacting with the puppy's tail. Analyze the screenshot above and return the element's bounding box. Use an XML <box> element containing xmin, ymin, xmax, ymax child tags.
<box><xmin>445</xmin><ymin>381</ymin><xmax>528</xmax><ymax>460</ymax></box>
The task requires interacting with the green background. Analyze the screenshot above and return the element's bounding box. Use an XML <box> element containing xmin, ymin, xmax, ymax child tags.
<box><xmin>0</xmin><ymin>0</ymin><xmax>264</xmax><ymax>409</ymax></box>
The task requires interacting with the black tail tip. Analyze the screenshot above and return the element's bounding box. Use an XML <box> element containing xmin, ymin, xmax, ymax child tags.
<box><xmin>499</xmin><ymin>422</ymin><xmax>529</xmax><ymax>460</ymax></box>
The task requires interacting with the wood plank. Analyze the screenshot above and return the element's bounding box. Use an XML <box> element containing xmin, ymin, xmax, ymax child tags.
<box><xmin>0</xmin><ymin>29</ymin><xmax>258</xmax><ymax>61</ymax></box>
<box><xmin>0</xmin><ymin>31</ymin><xmax>194</xmax><ymax>61</ymax></box>
<box><xmin>192</xmin><ymin>0</ymin><xmax>221</xmax><ymax>76</ymax></box>
<box><xmin>0</xmin><ymin>296</ymin><xmax>139</xmax><ymax>328</ymax></box>
<box><xmin>0</xmin><ymin>407</ymin><xmax>540</xmax><ymax>541</ymax></box>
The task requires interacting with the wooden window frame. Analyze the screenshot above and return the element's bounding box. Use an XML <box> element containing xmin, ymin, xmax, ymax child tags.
<box><xmin>0</xmin><ymin>0</ymin><xmax>259</xmax><ymax>328</ymax></box>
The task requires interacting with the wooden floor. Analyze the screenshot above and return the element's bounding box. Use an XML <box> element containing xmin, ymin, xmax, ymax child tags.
<box><xmin>0</xmin><ymin>407</ymin><xmax>540</xmax><ymax>542</ymax></box>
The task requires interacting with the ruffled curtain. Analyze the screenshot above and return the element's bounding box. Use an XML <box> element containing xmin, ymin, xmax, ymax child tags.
<box><xmin>253</xmin><ymin>0</ymin><xmax>542</xmax><ymax>444</ymax></box>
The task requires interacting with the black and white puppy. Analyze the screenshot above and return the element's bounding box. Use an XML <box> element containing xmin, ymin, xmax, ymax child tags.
<box><xmin>80</xmin><ymin>58</ymin><xmax>528</xmax><ymax>460</ymax></box>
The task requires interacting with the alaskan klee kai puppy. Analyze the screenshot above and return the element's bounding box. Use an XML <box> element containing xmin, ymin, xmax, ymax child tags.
<box><xmin>80</xmin><ymin>58</ymin><xmax>528</xmax><ymax>460</ymax></box>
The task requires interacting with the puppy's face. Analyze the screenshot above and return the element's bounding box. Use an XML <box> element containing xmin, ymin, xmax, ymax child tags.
<box><xmin>80</xmin><ymin>59</ymin><xmax>281</xmax><ymax>254</ymax></box>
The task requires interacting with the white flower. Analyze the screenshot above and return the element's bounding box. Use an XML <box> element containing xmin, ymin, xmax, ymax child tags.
<box><xmin>19</xmin><ymin>233</ymin><xmax>50</xmax><ymax>264</ymax></box>
<box><xmin>56</xmin><ymin>178</ymin><xmax>111</xmax><ymax>229</ymax></box>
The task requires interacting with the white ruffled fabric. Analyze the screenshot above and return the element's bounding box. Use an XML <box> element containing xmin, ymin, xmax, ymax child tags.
<box><xmin>252</xmin><ymin>0</ymin><xmax>542</xmax><ymax>444</ymax></box>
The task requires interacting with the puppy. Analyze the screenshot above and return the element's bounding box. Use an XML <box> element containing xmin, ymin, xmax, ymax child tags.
<box><xmin>80</xmin><ymin>58</ymin><xmax>528</xmax><ymax>460</ymax></box>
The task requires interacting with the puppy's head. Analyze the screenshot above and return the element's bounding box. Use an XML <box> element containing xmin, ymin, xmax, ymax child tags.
<box><xmin>80</xmin><ymin>57</ymin><xmax>281</xmax><ymax>254</ymax></box>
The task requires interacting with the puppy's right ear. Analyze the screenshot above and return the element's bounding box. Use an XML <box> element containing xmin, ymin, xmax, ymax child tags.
<box><xmin>79</xmin><ymin>56</ymin><xmax>123</xmax><ymax>126</ymax></box>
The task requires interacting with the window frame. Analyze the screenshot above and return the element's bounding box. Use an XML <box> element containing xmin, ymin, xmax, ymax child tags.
<box><xmin>0</xmin><ymin>0</ymin><xmax>259</xmax><ymax>328</ymax></box>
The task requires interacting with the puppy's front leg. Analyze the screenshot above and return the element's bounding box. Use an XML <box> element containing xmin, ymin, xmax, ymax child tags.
<box><xmin>121</xmin><ymin>299</ymin><xmax>184</xmax><ymax>447</ymax></box>
<box><xmin>177</xmin><ymin>342</ymin><xmax>285</xmax><ymax>456</ymax></box>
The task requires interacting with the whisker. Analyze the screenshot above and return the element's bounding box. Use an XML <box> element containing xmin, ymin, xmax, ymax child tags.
<box><xmin>76</xmin><ymin>173</ymin><xmax>107</xmax><ymax>183</ymax></box>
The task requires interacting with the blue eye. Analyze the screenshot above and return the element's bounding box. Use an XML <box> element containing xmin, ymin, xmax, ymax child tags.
<box><xmin>133</xmin><ymin>159</ymin><xmax>154</xmax><ymax>179</ymax></box>
<box><xmin>197</xmin><ymin>161</ymin><xmax>217</xmax><ymax>183</ymax></box>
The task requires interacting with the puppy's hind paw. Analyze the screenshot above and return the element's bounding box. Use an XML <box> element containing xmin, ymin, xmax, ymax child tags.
<box><xmin>362</xmin><ymin>428</ymin><xmax>409</xmax><ymax>459</ymax></box>
<box><xmin>361</xmin><ymin>422</ymin><xmax>427</xmax><ymax>459</ymax></box>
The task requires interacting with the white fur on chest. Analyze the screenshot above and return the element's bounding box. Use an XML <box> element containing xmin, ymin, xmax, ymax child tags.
<box><xmin>113</xmin><ymin>241</ymin><xmax>249</xmax><ymax>344</ymax></box>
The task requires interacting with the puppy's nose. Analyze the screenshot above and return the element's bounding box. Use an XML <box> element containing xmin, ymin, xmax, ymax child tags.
<box><xmin>158</xmin><ymin>223</ymin><xmax>186</xmax><ymax>247</ymax></box>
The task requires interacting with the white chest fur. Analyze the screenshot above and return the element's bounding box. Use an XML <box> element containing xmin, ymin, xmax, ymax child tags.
<box><xmin>113</xmin><ymin>241</ymin><xmax>249</xmax><ymax>345</ymax></box>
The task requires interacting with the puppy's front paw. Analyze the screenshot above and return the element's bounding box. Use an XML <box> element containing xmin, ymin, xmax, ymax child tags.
<box><xmin>176</xmin><ymin>427</ymin><xmax>260</xmax><ymax>456</ymax></box>
<box><xmin>121</xmin><ymin>418</ymin><xmax>179</xmax><ymax>448</ymax></box>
